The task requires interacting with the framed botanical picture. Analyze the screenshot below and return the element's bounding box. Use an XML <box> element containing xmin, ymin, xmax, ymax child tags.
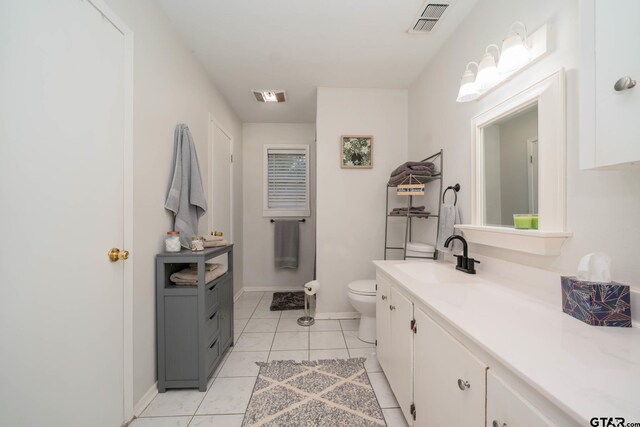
<box><xmin>340</xmin><ymin>135</ymin><xmax>373</xmax><ymax>168</ymax></box>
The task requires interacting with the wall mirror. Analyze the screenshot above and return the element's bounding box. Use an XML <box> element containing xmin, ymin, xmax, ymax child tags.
<box><xmin>483</xmin><ymin>103</ymin><xmax>538</xmax><ymax>227</ymax></box>
<box><xmin>457</xmin><ymin>69</ymin><xmax>571</xmax><ymax>255</ymax></box>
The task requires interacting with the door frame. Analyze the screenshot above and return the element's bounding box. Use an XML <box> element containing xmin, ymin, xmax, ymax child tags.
<box><xmin>85</xmin><ymin>0</ymin><xmax>135</xmax><ymax>422</ymax></box>
<box><xmin>208</xmin><ymin>114</ymin><xmax>235</xmax><ymax>242</ymax></box>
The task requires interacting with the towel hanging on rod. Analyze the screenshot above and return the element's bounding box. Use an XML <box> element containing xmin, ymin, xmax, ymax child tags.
<box><xmin>442</xmin><ymin>184</ymin><xmax>461</xmax><ymax>206</ymax></box>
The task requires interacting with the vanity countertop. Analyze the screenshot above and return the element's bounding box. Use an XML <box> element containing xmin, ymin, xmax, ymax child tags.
<box><xmin>373</xmin><ymin>260</ymin><xmax>640</xmax><ymax>425</ymax></box>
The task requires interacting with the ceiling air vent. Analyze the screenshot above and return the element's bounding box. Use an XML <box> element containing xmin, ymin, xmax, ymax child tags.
<box><xmin>252</xmin><ymin>90</ymin><xmax>286</xmax><ymax>103</ymax></box>
<box><xmin>409</xmin><ymin>2</ymin><xmax>450</xmax><ymax>34</ymax></box>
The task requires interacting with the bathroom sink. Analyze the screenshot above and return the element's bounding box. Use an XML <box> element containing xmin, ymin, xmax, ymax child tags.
<box><xmin>394</xmin><ymin>262</ymin><xmax>479</xmax><ymax>285</ymax></box>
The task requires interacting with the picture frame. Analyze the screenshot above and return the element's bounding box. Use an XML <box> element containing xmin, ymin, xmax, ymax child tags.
<box><xmin>340</xmin><ymin>135</ymin><xmax>373</xmax><ymax>169</ymax></box>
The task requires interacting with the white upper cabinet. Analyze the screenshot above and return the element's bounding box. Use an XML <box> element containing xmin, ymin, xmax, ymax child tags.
<box><xmin>581</xmin><ymin>0</ymin><xmax>640</xmax><ymax>169</ymax></box>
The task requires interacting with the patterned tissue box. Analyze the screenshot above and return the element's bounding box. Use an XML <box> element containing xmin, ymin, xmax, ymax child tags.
<box><xmin>561</xmin><ymin>276</ymin><xmax>632</xmax><ymax>327</ymax></box>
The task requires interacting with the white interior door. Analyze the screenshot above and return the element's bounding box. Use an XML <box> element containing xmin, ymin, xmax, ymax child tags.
<box><xmin>209</xmin><ymin>120</ymin><xmax>233</xmax><ymax>265</ymax></box>
<box><xmin>0</xmin><ymin>1</ymin><xmax>127</xmax><ymax>425</ymax></box>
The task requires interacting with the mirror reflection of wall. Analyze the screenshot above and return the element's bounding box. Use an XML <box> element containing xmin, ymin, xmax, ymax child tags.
<box><xmin>483</xmin><ymin>104</ymin><xmax>538</xmax><ymax>227</ymax></box>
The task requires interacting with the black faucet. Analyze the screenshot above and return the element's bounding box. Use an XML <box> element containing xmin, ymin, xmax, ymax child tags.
<box><xmin>444</xmin><ymin>235</ymin><xmax>480</xmax><ymax>274</ymax></box>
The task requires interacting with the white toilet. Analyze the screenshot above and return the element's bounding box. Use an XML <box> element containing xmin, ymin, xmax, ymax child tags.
<box><xmin>347</xmin><ymin>280</ymin><xmax>377</xmax><ymax>343</ymax></box>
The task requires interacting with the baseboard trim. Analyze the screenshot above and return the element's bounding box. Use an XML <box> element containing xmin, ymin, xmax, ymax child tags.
<box><xmin>233</xmin><ymin>288</ymin><xmax>244</xmax><ymax>302</ymax></box>
<box><xmin>315</xmin><ymin>312</ymin><xmax>360</xmax><ymax>320</ymax></box>
<box><xmin>242</xmin><ymin>286</ymin><xmax>304</xmax><ymax>293</ymax></box>
<box><xmin>133</xmin><ymin>382</ymin><xmax>158</xmax><ymax>417</ymax></box>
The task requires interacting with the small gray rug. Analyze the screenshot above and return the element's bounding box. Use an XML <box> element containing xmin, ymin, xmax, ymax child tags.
<box><xmin>242</xmin><ymin>358</ymin><xmax>386</xmax><ymax>427</ymax></box>
<box><xmin>270</xmin><ymin>291</ymin><xmax>305</xmax><ymax>311</ymax></box>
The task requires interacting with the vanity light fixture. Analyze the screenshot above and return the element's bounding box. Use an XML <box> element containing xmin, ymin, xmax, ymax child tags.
<box><xmin>456</xmin><ymin>62</ymin><xmax>480</xmax><ymax>103</ymax></box>
<box><xmin>455</xmin><ymin>22</ymin><xmax>547</xmax><ymax>103</ymax></box>
<box><xmin>476</xmin><ymin>44</ymin><xmax>502</xmax><ymax>91</ymax></box>
<box><xmin>497</xmin><ymin>22</ymin><xmax>532</xmax><ymax>74</ymax></box>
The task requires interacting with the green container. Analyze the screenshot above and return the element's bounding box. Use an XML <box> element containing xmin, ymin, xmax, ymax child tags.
<box><xmin>531</xmin><ymin>215</ymin><xmax>539</xmax><ymax>230</ymax></box>
<box><xmin>513</xmin><ymin>214</ymin><xmax>532</xmax><ymax>229</ymax></box>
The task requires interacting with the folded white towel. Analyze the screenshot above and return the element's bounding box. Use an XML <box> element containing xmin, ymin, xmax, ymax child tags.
<box><xmin>188</xmin><ymin>262</ymin><xmax>220</xmax><ymax>272</ymax></box>
<box><xmin>204</xmin><ymin>235</ymin><xmax>223</xmax><ymax>242</ymax></box>
<box><xmin>204</xmin><ymin>239</ymin><xmax>228</xmax><ymax>248</ymax></box>
<box><xmin>170</xmin><ymin>264</ymin><xmax>228</xmax><ymax>285</ymax></box>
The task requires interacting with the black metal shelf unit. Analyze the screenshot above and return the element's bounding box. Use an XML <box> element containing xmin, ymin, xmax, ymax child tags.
<box><xmin>383</xmin><ymin>150</ymin><xmax>444</xmax><ymax>261</ymax></box>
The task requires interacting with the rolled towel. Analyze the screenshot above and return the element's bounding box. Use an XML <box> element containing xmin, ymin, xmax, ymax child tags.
<box><xmin>203</xmin><ymin>239</ymin><xmax>228</xmax><ymax>248</ymax></box>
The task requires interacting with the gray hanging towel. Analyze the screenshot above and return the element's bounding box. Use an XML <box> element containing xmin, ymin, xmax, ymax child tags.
<box><xmin>436</xmin><ymin>204</ymin><xmax>462</xmax><ymax>252</ymax></box>
<box><xmin>274</xmin><ymin>220</ymin><xmax>300</xmax><ymax>269</ymax></box>
<box><xmin>164</xmin><ymin>124</ymin><xmax>207</xmax><ymax>248</ymax></box>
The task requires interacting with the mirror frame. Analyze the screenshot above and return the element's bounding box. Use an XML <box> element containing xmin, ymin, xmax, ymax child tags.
<box><xmin>457</xmin><ymin>69</ymin><xmax>571</xmax><ymax>256</ymax></box>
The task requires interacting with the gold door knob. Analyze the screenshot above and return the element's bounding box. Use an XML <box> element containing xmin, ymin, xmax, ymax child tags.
<box><xmin>108</xmin><ymin>248</ymin><xmax>129</xmax><ymax>262</ymax></box>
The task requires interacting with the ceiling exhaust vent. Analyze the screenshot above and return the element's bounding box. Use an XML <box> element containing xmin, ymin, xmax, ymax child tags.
<box><xmin>408</xmin><ymin>2</ymin><xmax>451</xmax><ymax>34</ymax></box>
<box><xmin>252</xmin><ymin>90</ymin><xmax>286</xmax><ymax>103</ymax></box>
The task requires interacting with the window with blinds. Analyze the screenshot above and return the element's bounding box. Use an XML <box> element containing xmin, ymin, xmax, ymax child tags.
<box><xmin>263</xmin><ymin>145</ymin><xmax>310</xmax><ymax>216</ymax></box>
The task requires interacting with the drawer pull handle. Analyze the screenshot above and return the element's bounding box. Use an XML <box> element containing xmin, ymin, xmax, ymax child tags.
<box><xmin>209</xmin><ymin>340</ymin><xmax>217</xmax><ymax>349</ymax></box>
<box><xmin>457</xmin><ymin>379</ymin><xmax>470</xmax><ymax>390</ymax></box>
<box><xmin>381</xmin><ymin>295</ymin><xmax>387</xmax><ymax>300</ymax></box>
<box><xmin>614</xmin><ymin>76</ymin><xmax>636</xmax><ymax>91</ymax></box>
<box><xmin>492</xmin><ymin>421</ymin><xmax>507</xmax><ymax>427</ymax></box>
<box><xmin>209</xmin><ymin>312</ymin><xmax>216</xmax><ymax>321</ymax></box>
<box><xmin>389</xmin><ymin>305</ymin><xmax>396</xmax><ymax>311</ymax></box>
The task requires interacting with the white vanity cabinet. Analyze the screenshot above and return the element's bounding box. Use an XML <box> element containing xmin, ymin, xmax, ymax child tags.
<box><xmin>413</xmin><ymin>307</ymin><xmax>487</xmax><ymax>426</ymax></box>
<box><xmin>376</xmin><ymin>273</ymin><xmax>414</xmax><ymax>423</ymax></box>
<box><xmin>581</xmin><ymin>0</ymin><xmax>640</xmax><ymax>169</ymax></box>
<box><xmin>487</xmin><ymin>372</ymin><xmax>555</xmax><ymax>427</ymax></box>
<box><xmin>375</xmin><ymin>268</ymin><xmax>577</xmax><ymax>427</ymax></box>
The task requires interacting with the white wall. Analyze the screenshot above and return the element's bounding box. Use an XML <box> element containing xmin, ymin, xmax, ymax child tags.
<box><xmin>104</xmin><ymin>0</ymin><xmax>243</xmax><ymax>406</ymax></box>
<box><xmin>316</xmin><ymin>88</ymin><xmax>408</xmax><ymax>315</ymax></box>
<box><xmin>242</xmin><ymin>123</ymin><xmax>316</xmax><ymax>289</ymax></box>
<box><xmin>408</xmin><ymin>0</ymin><xmax>640</xmax><ymax>289</ymax></box>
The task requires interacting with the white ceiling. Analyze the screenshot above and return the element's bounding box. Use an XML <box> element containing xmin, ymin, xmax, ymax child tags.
<box><xmin>155</xmin><ymin>0</ymin><xmax>478</xmax><ymax>123</ymax></box>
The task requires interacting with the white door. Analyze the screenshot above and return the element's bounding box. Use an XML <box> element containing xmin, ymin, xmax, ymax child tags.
<box><xmin>595</xmin><ymin>0</ymin><xmax>640</xmax><ymax>167</ymax></box>
<box><xmin>486</xmin><ymin>372</ymin><xmax>555</xmax><ymax>427</ymax></box>
<box><xmin>209</xmin><ymin>120</ymin><xmax>233</xmax><ymax>264</ymax></box>
<box><xmin>375</xmin><ymin>274</ymin><xmax>392</xmax><ymax>374</ymax></box>
<box><xmin>0</xmin><ymin>1</ymin><xmax>127</xmax><ymax>426</ymax></box>
<box><xmin>389</xmin><ymin>287</ymin><xmax>414</xmax><ymax>424</ymax></box>
<box><xmin>414</xmin><ymin>308</ymin><xmax>487</xmax><ymax>427</ymax></box>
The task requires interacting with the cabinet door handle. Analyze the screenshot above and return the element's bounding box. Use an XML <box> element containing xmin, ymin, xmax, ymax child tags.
<box><xmin>381</xmin><ymin>295</ymin><xmax>387</xmax><ymax>300</ymax></box>
<box><xmin>614</xmin><ymin>76</ymin><xmax>637</xmax><ymax>91</ymax></box>
<box><xmin>492</xmin><ymin>421</ymin><xmax>507</xmax><ymax>427</ymax></box>
<box><xmin>457</xmin><ymin>379</ymin><xmax>470</xmax><ymax>390</ymax></box>
<box><xmin>389</xmin><ymin>305</ymin><xmax>396</xmax><ymax>311</ymax></box>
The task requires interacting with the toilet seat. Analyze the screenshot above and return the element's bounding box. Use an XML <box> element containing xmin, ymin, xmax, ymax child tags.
<box><xmin>348</xmin><ymin>280</ymin><xmax>376</xmax><ymax>296</ymax></box>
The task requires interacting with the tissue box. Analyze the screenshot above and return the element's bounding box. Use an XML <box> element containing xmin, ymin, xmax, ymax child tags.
<box><xmin>561</xmin><ymin>276</ymin><xmax>631</xmax><ymax>327</ymax></box>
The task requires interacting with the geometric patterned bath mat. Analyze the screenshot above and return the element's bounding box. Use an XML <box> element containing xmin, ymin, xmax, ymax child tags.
<box><xmin>242</xmin><ymin>358</ymin><xmax>386</xmax><ymax>427</ymax></box>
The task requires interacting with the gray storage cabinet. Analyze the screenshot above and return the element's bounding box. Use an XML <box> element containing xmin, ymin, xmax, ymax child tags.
<box><xmin>156</xmin><ymin>245</ymin><xmax>234</xmax><ymax>392</ymax></box>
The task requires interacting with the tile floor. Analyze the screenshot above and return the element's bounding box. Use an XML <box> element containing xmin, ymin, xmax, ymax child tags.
<box><xmin>131</xmin><ymin>291</ymin><xmax>408</xmax><ymax>427</ymax></box>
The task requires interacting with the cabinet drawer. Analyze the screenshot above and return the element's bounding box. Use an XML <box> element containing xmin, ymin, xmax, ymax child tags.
<box><xmin>205</xmin><ymin>309</ymin><xmax>220</xmax><ymax>343</ymax></box>
<box><xmin>205</xmin><ymin>281</ymin><xmax>220</xmax><ymax>310</ymax></box>
<box><xmin>487</xmin><ymin>372</ymin><xmax>554</xmax><ymax>427</ymax></box>
<box><xmin>206</xmin><ymin>338</ymin><xmax>220</xmax><ymax>371</ymax></box>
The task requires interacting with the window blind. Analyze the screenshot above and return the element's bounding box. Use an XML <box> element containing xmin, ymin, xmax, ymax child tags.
<box><xmin>267</xmin><ymin>149</ymin><xmax>308</xmax><ymax>210</ymax></box>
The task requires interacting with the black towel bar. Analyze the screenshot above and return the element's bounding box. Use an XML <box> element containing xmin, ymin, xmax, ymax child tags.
<box><xmin>270</xmin><ymin>219</ymin><xmax>306</xmax><ymax>223</ymax></box>
<box><xmin>443</xmin><ymin>184</ymin><xmax>460</xmax><ymax>206</ymax></box>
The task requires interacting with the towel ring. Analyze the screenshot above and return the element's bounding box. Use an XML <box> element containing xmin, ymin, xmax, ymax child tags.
<box><xmin>443</xmin><ymin>184</ymin><xmax>460</xmax><ymax>206</ymax></box>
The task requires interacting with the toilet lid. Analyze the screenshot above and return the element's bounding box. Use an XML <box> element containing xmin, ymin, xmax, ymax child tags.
<box><xmin>348</xmin><ymin>280</ymin><xmax>376</xmax><ymax>296</ymax></box>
